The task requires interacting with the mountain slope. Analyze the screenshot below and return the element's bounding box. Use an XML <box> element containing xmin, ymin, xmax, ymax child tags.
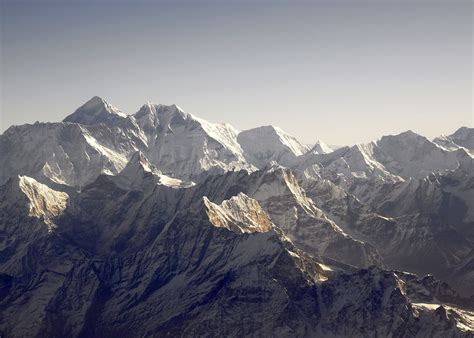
<box><xmin>0</xmin><ymin>98</ymin><xmax>255</xmax><ymax>186</ymax></box>
<box><xmin>238</xmin><ymin>125</ymin><xmax>310</xmax><ymax>168</ymax></box>
<box><xmin>134</xmin><ymin>102</ymin><xmax>252</xmax><ymax>179</ymax></box>
<box><xmin>434</xmin><ymin>127</ymin><xmax>474</xmax><ymax>155</ymax></box>
<box><xmin>0</xmin><ymin>122</ymin><xmax>142</xmax><ymax>187</ymax></box>
<box><xmin>189</xmin><ymin>167</ymin><xmax>383</xmax><ymax>268</ymax></box>
<box><xmin>1</xmin><ymin>172</ymin><xmax>472</xmax><ymax>337</ymax></box>
<box><xmin>309</xmin><ymin>140</ymin><xmax>332</xmax><ymax>154</ymax></box>
<box><xmin>1</xmin><ymin>97</ymin><xmax>474</xmax><ymax>336</ymax></box>
<box><xmin>299</xmin><ymin>165</ymin><xmax>474</xmax><ymax>296</ymax></box>
<box><xmin>63</xmin><ymin>96</ymin><xmax>128</xmax><ymax>126</ymax></box>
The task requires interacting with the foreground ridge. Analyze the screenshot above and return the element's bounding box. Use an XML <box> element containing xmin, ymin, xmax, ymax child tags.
<box><xmin>0</xmin><ymin>97</ymin><xmax>473</xmax><ymax>336</ymax></box>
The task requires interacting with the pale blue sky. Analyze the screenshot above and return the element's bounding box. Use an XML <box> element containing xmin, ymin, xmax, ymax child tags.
<box><xmin>1</xmin><ymin>0</ymin><xmax>472</xmax><ymax>145</ymax></box>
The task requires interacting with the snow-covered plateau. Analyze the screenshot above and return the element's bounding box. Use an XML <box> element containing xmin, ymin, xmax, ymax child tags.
<box><xmin>0</xmin><ymin>96</ymin><xmax>473</xmax><ymax>337</ymax></box>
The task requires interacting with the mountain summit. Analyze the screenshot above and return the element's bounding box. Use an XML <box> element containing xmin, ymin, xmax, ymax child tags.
<box><xmin>238</xmin><ymin>125</ymin><xmax>310</xmax><ymax>168</ymax></box>
<box><xmin>64</xmin><ymin>96</ymin><xmax>127</xmax><ymax>126</ymax></box>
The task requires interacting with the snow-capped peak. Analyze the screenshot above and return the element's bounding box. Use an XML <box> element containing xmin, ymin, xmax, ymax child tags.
<box><xmin>120</xmin><ymin>151</ymin><xmax>155</xmax><ymax>176</ymax></box>
<box><xmin>131</xmin><ymin>102</ymin><xmax>252</xmax><ymax>178</ymax></box>
<box><xmin>109</xmin><ymin>151</ymin><xmax>161</xmax><ymax>191</ymax></box>
<box><xmin>133</xmin><ymin>102</ymin><xmax>197</xmax><ymax>135</ymax></box>
<box><xmin>242</xmin><ymin>125</ymin><xmax>309</xmax><ymax>155</ymax></box>
<box><xmin>136</xmin><ymin>102</ymin><xmax>190</xmax><ymax>121</ymax></box>
<box><xmin>63</xmin><ymin>96</ymin><xmax>127</xmax><ymax>125</ymax></box>
<box><xmin>378</xmin><ymin>129</ymin><xmax>428</xmax><ymax>145</ymax></box>
<box><xmin>237</xmin><ymin>125</ymin><xmax>310</xmax><ymax>168</ymax></box>
<box><xmin>137</xmin><ymin>101</ymin><xmax>158</xmax><ymax>115</ymax></box>
<box><xmin>310</xmin><ymin>140</ymin><xmax>333</xmax><ymax>154</ymax></box>
<box><xmin>433</xmin><ymin>134</ymin><xmax>461</xmax><ymax>151</ymax></box>
<box><xmin>449</xmin><ymin>127</ymin><xmax>474</xmax><ymax>151</ymax></box>
<box><xmin>452</xmin><ymin>126</ymin><xmax>473</xmax><ymax>139</ymax></box>
<box><xmin>433</xmin><ymin>127</ymin><xmax>474</xmax><ymax>155</ymax></box>
<box><xmin>112</xmin><ymin>151</ymin><xmax>192</xmax><ymax>190</ymax></box>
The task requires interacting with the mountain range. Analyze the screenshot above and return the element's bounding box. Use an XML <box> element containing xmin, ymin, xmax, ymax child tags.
<box><xmin>1</xmin><ymin>96</ymin><xmax>473</xmax><ymax>337</ymax></box>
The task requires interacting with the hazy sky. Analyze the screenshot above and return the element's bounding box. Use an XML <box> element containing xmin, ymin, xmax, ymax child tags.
<box><xmin>1</xmin><ymin>0</ymin><xmax>472</xmax><ymax>145</ymax></box>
